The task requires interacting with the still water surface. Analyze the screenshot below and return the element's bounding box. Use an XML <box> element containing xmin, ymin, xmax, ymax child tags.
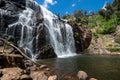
<box><xmin>39</xmin><ymin>55</ymin><xmax>120</xmax><ymax>80</ymax></box>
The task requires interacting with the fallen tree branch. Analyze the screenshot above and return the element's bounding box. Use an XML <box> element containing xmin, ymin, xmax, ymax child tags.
<box><xmin>0</xmin><ymin>37</ymin><xmax>40</xmax><ymax>65</ymax></box>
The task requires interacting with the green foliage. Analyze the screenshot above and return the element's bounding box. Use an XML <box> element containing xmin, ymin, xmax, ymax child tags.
<box><xmin>93</xmin><ymin>32</ymin><xmax>99</xmax><ymax>39</ymax></box>
<box><xmin>62</xmin><ymin>14</ymin><xmax>73</xmax><ymax>20</ymax></box>
<box><xmin>107</xmin><ymin>47</ymin><xmax>120</xmax><ymax>52</ymax></box>
<box><xmin>62</xmin><ymin>0</ymin><xmax>119</xmax><ymax>35</ymax></box>
<box><xmin>98</xmin><ymin>9</ymin><xmax>106</xmax><ymax>18</ymax></box>
<box><xmin>98</xmin><ymin>3</ymin><xmax>113</xmax><ymax>20</ymax></box>
<box><xmin>97</xmin><ymin>15</ymin><xmax>117</xmax><ymax>34</ymax></box>
<box><xmin>115</xmin><ymin>37</ymin><xmax>120</xmax><ymax>44</ymax></box>
<box><xmin>75</xmin><ymin>32</ymin><xmax>79</xmax><ymax>37</ymax></box>
<box><xmin>87</xmin><ymin>15</ymin><xmax>103</xmax><ymax>28</ymax></box>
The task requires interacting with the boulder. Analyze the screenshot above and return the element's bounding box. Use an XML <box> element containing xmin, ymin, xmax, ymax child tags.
<box><xmin>30</xmin><ymin>71</ymin><xmax>48</xmax><ymax>80</ymax></box>
<box><xmin>48</xmin><ymin>75</ymin><xmax>57</xmax><ymax>80</ymax></box>
<box><xmin>1</xmin><ymin>67</ymin><xmax>23</xmax><ymax>80</ymax></box>
<box><xmin>40</xmin><ymin>65</ymin><xmax>48</xmax><ymax>69</ymax></box>
<box><xmin>77</xmin><ymin>71</ymin><xmax>88</xmax><ymax>80</ymax></box>
<box><xmin>37</xmin><ymin>44</ymin><xmax>56</xmax><ymax>59</ymax></box>
<box><xmin>20</xmin><ymin>74</ymin><xmax>32</xmax><ymax>80</ymax></box>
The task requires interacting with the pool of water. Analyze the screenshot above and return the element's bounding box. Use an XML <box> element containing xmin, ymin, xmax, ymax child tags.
<box><xmin>39</xmin><ymin>55</ymin><xmax>120</xmax><ymax>80</ymax></box>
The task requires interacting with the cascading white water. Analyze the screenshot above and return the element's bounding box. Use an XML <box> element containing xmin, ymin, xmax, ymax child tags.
<box><xmin>5</xmin><ymin>0</ymin><xmax>76</xmax><ymax>59</ymax></box>
<box><xmin>7</xmin><ymin>8</ymin><xmax>39</xmax><ymax>60</ymax></box>
<box><xmin>40</xmin><ymin>6</ymin><xmax>76</xmax><ymax>58</ymax></box>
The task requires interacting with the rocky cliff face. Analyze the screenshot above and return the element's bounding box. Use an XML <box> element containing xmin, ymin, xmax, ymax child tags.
<box><xmin>72</xmin><ymin>24</ymin><xmax>92</xmax><ymax>53</ymax></box>
<box><xmin>0</xmin><ymin>0</ymin><xmax>92</xmax><ymax>59</ymax></box>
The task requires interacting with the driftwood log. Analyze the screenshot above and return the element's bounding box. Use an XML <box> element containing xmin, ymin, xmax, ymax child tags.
<box><xmin>0</xmin><ymin>37</ymin><xmax>40</xmax><ymax>65</ymax></box>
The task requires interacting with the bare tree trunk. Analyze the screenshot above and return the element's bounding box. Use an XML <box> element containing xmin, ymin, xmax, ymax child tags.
<box><xmin>0</xmin><ymin>37</ymin><xmax>40</xmax><ymax>65</ymax></box>
<box><xmin>3</xmin><ymin>42</ymin><xmax>6</xmax><ymax>54</ymax></box>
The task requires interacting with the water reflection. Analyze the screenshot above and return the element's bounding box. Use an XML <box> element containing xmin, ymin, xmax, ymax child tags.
<box><xmin>39</xmin><ymin>55</ymin><xmax>120</xmax><ymax>80</ymax></box>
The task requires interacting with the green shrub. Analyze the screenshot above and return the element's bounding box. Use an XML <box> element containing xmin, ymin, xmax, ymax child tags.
<box><xmin>99</xmin><ymin>26</ymin><xmax>116</xmax><ymax>34</ymax></box>
<box><xmin>97</xmin><ymin>15</ymin><xmax>116</xmax><ymax>34</ymax></box>
<box><xmin>107</xmin><ymin>48</ymin><xmax>120</xmax><ymax>52</ymax></box>
<box><xmin>93</xmin><ymin>32</ymin><xmax>99</xmax><ymax>39</ymax></box>
<box><xmin>115</xmin><ymin>37</ymin><xmax>120</xmax><ymax>44</ymax></box>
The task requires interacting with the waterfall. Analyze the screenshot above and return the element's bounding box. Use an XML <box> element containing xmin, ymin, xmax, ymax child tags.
<box><xmin>7</xmin><ymin>8</ymin><xmax>39</xmax><ymax>60</ymax></box>
<box><xmin>40</xmin><ymin>6</ymin><xmax>76</xmax><ymax>58</ymax></box>
<box><xmin>4</xmin><ymin>0</ymin><xmax>76</xmax><ymax>59</ymax></box>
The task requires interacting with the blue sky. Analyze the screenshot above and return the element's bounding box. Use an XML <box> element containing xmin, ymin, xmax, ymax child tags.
<box><xmin>35</xmin><ymin>0</ymin><xmax>113</xmax><ymax>16</ymax></box>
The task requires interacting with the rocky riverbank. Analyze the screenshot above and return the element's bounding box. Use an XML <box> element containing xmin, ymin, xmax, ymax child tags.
<box><xmin>0</xmin><ymin>56</ymin><xmax>98</xmax><ymax>80</ymax></box>
<box><xmin>84</xmin><ymin>25</ymin><xmax>120</xmax><ymax>55</ymax></box>
<box><xmin>0</xmin><ymin>37</ymin><xmax>97</xmax><ymax>80</ymax></box>
<box><xmin>0</xmin><ymin>50</ymin><xmax>98</xmax><ymax>80</ymax></box>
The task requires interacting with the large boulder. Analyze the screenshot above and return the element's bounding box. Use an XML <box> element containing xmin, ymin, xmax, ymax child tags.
<box><xmin>30</xmin><ymin>71</ymin><xmax>48</xmax><ymax>80</ymax></box>
<box><xmin>1</xmin><ymin>68</ymin><xmax>23</xmax><ymax>80</ymax></box>
<box><xmin>48</xmin><ymin>75</ymin><xmax>57</xmax><ymax>80</ymax></box>
<box><xmin>77</xmin><ymin>70</ymin><xmax>88</xmax><ymax>80</ymax></box>
<box><xmin>0</xmin><ymin>67</ymin><xmax>33</xmax><ymax>80</ymax></box>
<box><xmin>37</xmin><ymin>44</ymin><xmax>56</xmax><ymax>59</ymax></box>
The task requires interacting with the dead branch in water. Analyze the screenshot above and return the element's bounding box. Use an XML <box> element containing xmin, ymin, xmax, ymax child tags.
<box><xmin>0</xmin><ymin>37</ymin><xmax>40</xmax><ymax>65</ymax></box>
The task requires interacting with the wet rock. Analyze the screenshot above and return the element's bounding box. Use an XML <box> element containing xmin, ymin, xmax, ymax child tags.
<box><xmin>0</xmin><ymin>70</ymin><xmax>3</xmax><ymax>77</ymax></box>
<box><xmin>48</xmin><ymin>75</ymin><xmax>57</xmax><ymax>80</ymax></box>
<box><xmin>77</xmin><ymin>71</ymin><xmax>88</xmax><ymax>80</ymax></box>
<box><xmin>0</xmin><ymin>54</ymin><xmax>24</xmax><ymax>68</ymax></box>
<box><xmin>30</xmin><ymin>66</ymin><xmax>37</xmax><ymax>71</ymax></box>
<box><xmin>23</xmin><ymin>67</ymin><xmax>31</xmax><ymax>75</ymax></box>
<box><xmin>30</xmin><ymin>71</ymin><xmax>48</xmax><ymax>80</ymax></box>
<box><xmin>40</xmin><ymin>65</ymin><xmax>47</xmax><ymax>69</ymax></box>
<box><xmin>64</xmin><ymin>75</ymin><xmax>74</xmax><ymax>80</ymax></box>
<box><xmin>37</xmin><ymin>44</ymin><xmax>56</xmax><ymax>59</ymax></box>
<box><xmin>20</xmin><ymin>74</ymin><xmax>32</xmax><ymax>80</ymax></box>
<box><xmin>44</xmin><ymin>68</ymin><xmax>50</xmax><ymax>71</ymax></box>
<box><xmin>0</xmin><ymin>41</ymin><xmax>3</xmax><ymax>46</ymax></box>
<box><xmin>0</xmin><ymin>0</ymin><xmax>5</xmax><ymax>8</ymax></box>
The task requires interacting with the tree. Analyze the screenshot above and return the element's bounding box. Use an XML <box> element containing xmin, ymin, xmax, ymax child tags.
<box><xmin>98</xmin><ymin>3</ymin><xmax>113</xmax><ymax>20</ymax></box>
<box><xmin>98</xmin><ymin>9</ymin><xmax>106</xmax><ymax>18</ymax></box>
<box><xmin>112</xmin><ymin>0</ymin><xmax>120</xmax><ymax>24</ymax></box>
<box><xmin>112</xmin><ymin>0</ymin><xmax>120</xmax><ymax>10</ymax></box>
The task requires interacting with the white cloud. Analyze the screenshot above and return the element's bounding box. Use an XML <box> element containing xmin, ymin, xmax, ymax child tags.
<box><xmin>43</xmin><ymin>0</ymin><xmax>57</xmax><ymax>8</ymax></box>
<box><xmin>102</xmin><ymin>2</ymin><xmax>107</xmax><ymax>10</ymax></box>
<box><xmin>72</xmin><ymin>4</ymin><xmax>76</xmax><ymax>7</ymax></box>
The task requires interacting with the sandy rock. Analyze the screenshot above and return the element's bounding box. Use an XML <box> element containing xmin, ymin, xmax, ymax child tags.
<box><xmin>20</xmin><ymin>74</ymin><xmax>32</xmax><ymax>80</ymax></box>
<box><xmin>30</xmin><ymin>71</ymin><xmax>48</xmax><ymax>80</ymax></box>
<box><xmin>30</xmin><ymin>64</ymin><xmax>39</xmax><ymax>71</ymax></box>
<box><xmin>1</xmin><ymin>67</ymin><xmax>23</xmax><ymax>80</ymax></box>
<box><xmin>44</xmin><ymin>68</ymin><xmax>50</xmax><ymax>71</ymax></box>
<box><xmin>30</xmin><ymin>66</ymin><xmax>37</xmax><ymax>71</ymax></box>
<box><xmin>48</xmin><ymin>75</ymin><xmax>57</xmax><ymax>80</ymax></box>
<box><xmin>77</xmin><ymin>71</ymin><xmax>88</xmax><ymax>80</ymax></box>
<box><xmin>40</xmin><ymin>65</ymin><xmax>48</xmax><ymax>69</ymax></box>
<box><xmin>89</xmin><ymin>78</ymin><xmax>98</xmax><ymax>80</ymax></box>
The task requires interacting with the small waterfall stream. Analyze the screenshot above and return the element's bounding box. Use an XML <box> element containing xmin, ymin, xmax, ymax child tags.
<box><xmin>7</xmin><ymin>8</ymin><xmax>39</xmax><ymax>60</ymax></box>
